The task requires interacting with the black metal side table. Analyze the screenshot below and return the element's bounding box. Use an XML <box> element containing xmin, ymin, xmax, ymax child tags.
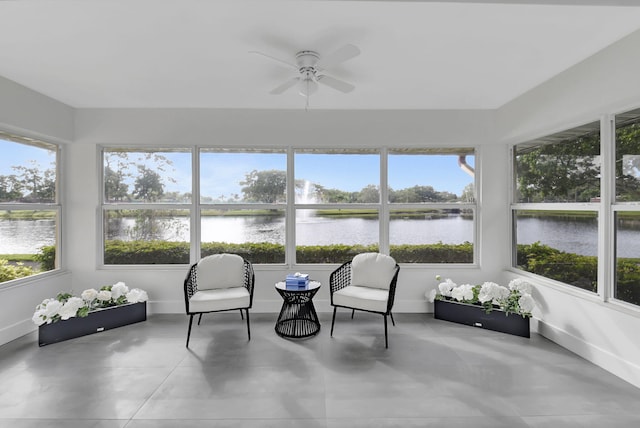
<box><xmin>274</xmin><ymin>281</ymin><xmax>321</xmax><ymax>339</ymax></box>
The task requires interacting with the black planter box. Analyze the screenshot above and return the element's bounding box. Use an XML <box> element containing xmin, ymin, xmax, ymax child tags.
<box><xmin>38</xmin><ymin>302</ymin><xmax>147</xmax><ymax>346</ymax></box>
<box><xmin>434</xmin><ymin>299</ymin><xmax>530</xmax><ymax>338</ymax></box>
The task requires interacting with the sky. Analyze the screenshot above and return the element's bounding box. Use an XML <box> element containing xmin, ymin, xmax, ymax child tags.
<box><xmin>2</xmin><ymin>139</ymin><xmax>475</xmax><ymax>198</ymax></box>
<box><xmin>0</xmin><ymin>140</ymin><xmax>56</xmax><ymax>173</ymax></box>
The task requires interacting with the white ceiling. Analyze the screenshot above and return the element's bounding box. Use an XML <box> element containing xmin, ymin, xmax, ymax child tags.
<box><xmin>1</xmin><ymin>0</ymin><xmax>640</xmax><ymax>110</ymax></box>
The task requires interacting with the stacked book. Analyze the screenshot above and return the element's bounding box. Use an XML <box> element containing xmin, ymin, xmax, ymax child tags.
<box><xmin>285</xmin><ymin>273</ymin><xmax>309</xmax><ymax>290</ymax></box>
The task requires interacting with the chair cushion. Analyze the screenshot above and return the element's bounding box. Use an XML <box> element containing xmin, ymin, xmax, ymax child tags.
<box><xmin>188</xmin><ymin>287</ymin><xmax>250</xmax><ymax>313</ymax></box>
<box><xmin>197</xmin><ymin>254</ymin><xmax>245</xmax><ymax>290</ymax></box>
<box><xmin>350</xmin><ymin>252</ymin><xmax>397</xmax><ymax>290</ymax></box>
<box><xmin>333</xmin><ymin>285</ymin><xmax>389</xmax><ymax>313</ymax></box>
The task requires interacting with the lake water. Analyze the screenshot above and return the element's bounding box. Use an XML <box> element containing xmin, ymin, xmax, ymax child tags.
<box><xmin>3</xmin><ymin>215</ymin><xmax>640</xmax><ymax>257</ymax></box>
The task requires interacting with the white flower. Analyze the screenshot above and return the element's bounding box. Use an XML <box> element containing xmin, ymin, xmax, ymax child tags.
<box><xmin>111</xmin><ymin>282</ymin><xmax>129</xmax><ymax>300</ymax></box>
<box><xmin>493</xmin><ymin>285</ymin><xmax>511</xmax><ymax>304</ymax></box>
<box><xmin>508</xmin><ymin>278</ymin><xmax>533</xmax><ymax>295</ymax></box>
<box><xmin>43</xmin><ymin>299</ymin><xmax>62</xmax><ymax>319</ymax></box>
<box><xmin>126</xmin><ymin>288</ymin><xmax>148</xmax><ymax>303</ymax></box>
<box><xmin>32</xmin><ymin>310</ymin><xmax>46</xmax><ymax>326</ymax></box>
<box><xmin>438</xmin><ymin>278</ymin><xmax>457</xmax><ymax>297</ymax></box>
<box><xmin>518</xmin><ymin>294</ymin><xmax>536</xmax><ymax>313</ymax></box>
<box><xmin>58</xmin><ymin>297</ymin><xmax>85</xmax><ymax>320</ymax></box>
<box><xmin>427</xmin><ymin>289</ymin><xmax>437</xmax><ymax>303</ymax></box>
<box><xmin>451</xmin><ymin>284</ymin><xmax>474</xmax><ymax>301</ymax></box>
<box><xmin>81</xmin><ymin>288</ymin><xmax>98</xmax><ymax>302</ymax></box>
<box><xmin>97</xmin><ymin>290</ymin><xmax>112</xmax><ymax>302</ymax></box>
<box><xmin>478</xmin><ymin>281</ymin><xmax>500</xmax><ymax>303</ymax></box>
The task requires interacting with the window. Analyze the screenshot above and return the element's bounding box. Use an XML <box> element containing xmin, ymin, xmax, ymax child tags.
<box><xmin>0</xmin><ymin>132</ymin><xmax>59</xmax><ymax>283</ymax></box>
<box><xmin>388</xmin><ymin>149</ymin><xmax>475</xmax><ymax>263</ymax></box>
<box><xmin>512</xmin><ymin>122</ymin><xmax>600</xmax><ymax>292</ymax></box>
<box><xmin>614</xmin><ymin>109</ymin><xmax>640</xmax><ymax>306</ymax></box>
<box><xmin>294</xmin><ymin>149</ymin><xmax>380</xmax><ymax>263</ymax></box>
<box><xmin>101</xmin><ymin>146</ymin><xmax>478</xmax><ymax>266</ymax></box>
<box><xmin>199</xmin><ymin>148</ymin><xmax>287</xmax><ymax>264</ymax></box>
<box><xmin>102</xmin><ymin>149</ymin><xmax>192</xmax><ymax>264</ymax></box>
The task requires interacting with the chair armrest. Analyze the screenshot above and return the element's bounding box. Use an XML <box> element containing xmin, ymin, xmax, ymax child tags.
<box><xmin>243</xmin><ymin>259</ymin><xmax>255</xmax><ymax>306</ymax></box>
<box><xmin>386</xmin><ymin>264</ymin><xmax>401</xmax><ymax>313</ymax></box>
<box><xmin>183</xmin><ymin>263</ymin><xmax>198</xmax><ymax>313</ymax></box>
<box><xmin>330</xmin><ymin>261</ymin><xmax>352</xmax><ymax>296</ymax></box>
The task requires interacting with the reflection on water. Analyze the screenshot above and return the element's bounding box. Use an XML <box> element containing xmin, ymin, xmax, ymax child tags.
<box><xmin>4</xmin><ymin>215</ymin><xmax>640</xmax><ymax>257</ymax></box>
<box><xmin>516</xmin><ymin>216</ymin><xmax>599</xmax><ymax>257</ymax></box>
<box><xmin>0</xmin><ymin>219</ymin><xmax>56</xmax><ymax>254</ymax></box>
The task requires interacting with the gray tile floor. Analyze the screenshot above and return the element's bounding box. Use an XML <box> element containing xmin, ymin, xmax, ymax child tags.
<box><xmin>1</xmin><ymin>312</ymin><xmax>639</xmax><ymax>428</ymax></box>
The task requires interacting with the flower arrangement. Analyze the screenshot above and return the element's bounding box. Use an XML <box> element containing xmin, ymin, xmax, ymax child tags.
<box><xmin>427</xmin><ymin>276</ymin><xmax>535</xmax><ymax>317</ymax></box>
<box><xmin>32</xmin><ymin>282</ymin><xmax>148</xmax><ymax>326</ymax></box>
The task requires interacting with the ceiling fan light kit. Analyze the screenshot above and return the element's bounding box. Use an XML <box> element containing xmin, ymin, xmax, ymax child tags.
<box><xmin>250</xmin><ymin>44</ymin><xmax>360</xmax><ymax>107</ymax></box>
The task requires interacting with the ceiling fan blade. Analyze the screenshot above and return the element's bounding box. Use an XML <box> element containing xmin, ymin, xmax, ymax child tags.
<box><xmin>316</xmin><ymin>44</ymin><xmax>360</xmax><ymax>70</ymax></box>
<box><xmin>317</xmin><ymin>75</ymin><xmax>355</xmax><ymax>93</ymax></box>
<box><xmin>269</xmin><ymin>77</ymin><xmax>299</xmax><ymax>95</ymax></box>
<box><xmin>249</xmin><ymin>51</ymin><xmax>298</xmax><ymax>70</ymax></box>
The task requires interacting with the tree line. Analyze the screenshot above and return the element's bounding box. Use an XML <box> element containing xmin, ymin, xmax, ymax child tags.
<box><xmin>0</xmin><ymin>161</ymin><xmax>55</xmax><ymax>203</ymax></box>
<box><xmin>516</xmin><ymin>122</ymin><xmax>640</xmax><ymax>202</ymax></box>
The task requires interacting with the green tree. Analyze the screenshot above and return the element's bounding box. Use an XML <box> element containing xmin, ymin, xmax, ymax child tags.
<box><xmin>314</xmin><ymin>184</ymin><xmax>355</xmax><ymax>203</ymax></box>
<box><xmin>132</xmin><ymin>165</ymin><xmax>164</xmax><ymax>202</ymax></box>
<box><xmin>0</xmin><ymin>174</ymin><xmax>23</xmax><ymax>202</ymax></box>
<box><xmin>240</xmin><ymin>170</ymin><xmax>286</xmax><ymax>203</ymax></box>
<box><xmin>389</xmin><ymin>185</ymin><xmax>456</xmax><ymax>203</ymax></box>
<box><xmin>356</xmin><ymin>184</ymin><xmax>380</xmax><ymax>203</ymax></box>
<box><xmin>516</xmin><ymin>133</ymin><xmax>600</xmax><ymax>202</ymax></box>
<box><xmin>104</xmin><ymin>166</ymin><xmax>129</xmax><ymax>202</ymax></box>
<box><xmin>461</xmin><ymin>183</ymin><xmax>475</xmax><ymax>202</ymax></box>
<box><xmin>615</xmin><ymin>122</ymin><xmax>640</xmax><ymax>201</ymax></box>
<box><xmin>37</xmin><ymin>168</ymin><xmax>56</xmax><ymax>201</ymax></box>
<box><xmin>11</xmin><ymin>161</ymin><xmax>55</xmax><ymax>202</ymax></box>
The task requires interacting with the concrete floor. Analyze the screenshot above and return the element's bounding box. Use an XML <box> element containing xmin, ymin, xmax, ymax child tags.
<box><xmin>1</xmin><ymin>312</ymin><xmax>639</xmax><ymax>427</ymax></box>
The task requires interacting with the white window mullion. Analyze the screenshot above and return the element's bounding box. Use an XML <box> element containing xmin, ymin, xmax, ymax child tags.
<box><xmin>192</xmin><ymin>147</ymin><xmax>200</xmax><ymax>264</ymax></box>
<box><xmin>287</xmin><ymin>146</ymin><xmax>296</xmax><ymax>267</ymax></box>
<box><xmin>380</xmin><ymin>147</ymin><xmax>389</xmax><ymax>255</ymax></box>
<box><xmin>599</xmin><ymin>115</ymin><xmax>615</xmax><ymax>301</ymax></box>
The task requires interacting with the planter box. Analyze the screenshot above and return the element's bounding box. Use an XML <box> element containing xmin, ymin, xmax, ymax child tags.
<box><xmin>38</xmin><ymin>302</ymin><xmax>147</xmax><ymax>347</ymax></box>
<box><xmin>434</xmin><ymin>299</ymin><xmax>530</xmax><ymax>338</ymax></box>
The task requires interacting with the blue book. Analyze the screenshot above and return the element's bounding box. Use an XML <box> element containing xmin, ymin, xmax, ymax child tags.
<box><xmin>285</xmin><ymin>273</ymin><xmax>309</xmax><ymax>288</ymax></box>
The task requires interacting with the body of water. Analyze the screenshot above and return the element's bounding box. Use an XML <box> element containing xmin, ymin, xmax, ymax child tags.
<box><xmin>3</xmin><ymin>215</ymin><xmax>640</xmax><ymax>258</ymax></box>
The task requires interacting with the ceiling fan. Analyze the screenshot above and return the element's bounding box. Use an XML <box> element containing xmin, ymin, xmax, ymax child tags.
<box><xmin>250</xmin><ymin>44</ymin><xmax>361</xmax><ymax>100</ymax></box>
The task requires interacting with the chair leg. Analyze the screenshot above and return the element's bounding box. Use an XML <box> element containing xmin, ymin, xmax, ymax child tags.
<box><xmin>245</xmin><ymin>309</ymin><xmax>251</xmax><ymax>341</ymax></box>
<box><xmin>384</xmin><ymin>314</ymin><xmax>389</xmax><ymax>349</ymax></box>
<box><xmin>390</xmin><ymin>312</ymin><xmax>396</xmax><ymax>326</ymax></box>
<box><xmin>197</xmin><ymin>313</ymin><xmax>203</xmax><ymax>325</ymax></box>
<box><xmin>351</xmin><ymin>309</ymin><xmax>355</xmax><ymax>319</ymax></box>
<box><xmin>186</xmin><ymin>314</ymin><xmax>195</xmax><ymax>348</ymax></box>
<box><xmin>240</xmin><ymin>309</ymin><xmax>244</xmax><ymax>320</ymax></box>
<box><xmin>331</xmin><ymin>307</ymin><xmax>337</xmax><ymax>336</ymax></box>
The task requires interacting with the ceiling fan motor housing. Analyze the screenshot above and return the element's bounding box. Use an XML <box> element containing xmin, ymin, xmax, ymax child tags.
<box><xmin>296</xmin><ymin>51</ymin><xmax>320</xmax><ymax>96</ymax></box>
<box><xmin>295</xmin><ymin>50</ymin><xmax>320</xmax><ymax>68</ymax></box>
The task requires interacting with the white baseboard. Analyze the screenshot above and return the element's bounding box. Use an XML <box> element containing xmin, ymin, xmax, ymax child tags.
<box><xmin>0</xmin><ymin>319</ymin><xmax>36</xmax><ymax>346</ymax></box>
<box><xmin>149</xmin><ymin>298</ymin><xmax>429</xmax><ymax>315</ymax></box>
<box><xmin>538</xmin><ymin>320</ymin><xmax>640</xmax><ymax>389</ymax></box>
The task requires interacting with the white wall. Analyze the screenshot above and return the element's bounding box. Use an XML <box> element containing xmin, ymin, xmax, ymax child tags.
<box><xmin>496</xmin><ymin>29</ymin><xmax>640</xmax><ymax>388</ymax></box>
<box><xmin>70</xmin><ymin>108</ymin><xmax>505</xmax><ymax>316</ymax></box>
<box><xmin>0</xmin><ymin>75</ymin><xmax>74</xmax><ymax>142</ymax></box>
<box><xmin>0</xmin><ymin>75</ymin><xmax>74</xmax><ymax>345</ymax></box>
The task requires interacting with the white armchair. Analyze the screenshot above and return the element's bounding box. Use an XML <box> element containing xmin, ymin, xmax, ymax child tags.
<box><xmin>329</xmin><ymin>252</ymin><xmax>400</xmax><ymax>348</ymax></box>
<box><xmin>183</xmin><ymin>253</ymin><xmax>255</xmax><ymax>347</ymax></box>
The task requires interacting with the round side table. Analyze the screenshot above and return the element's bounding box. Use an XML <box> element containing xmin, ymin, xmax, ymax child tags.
<box><xmin>274</xmin><ymin>281</ymin><xmax>321</xmax><ymax>339</ymax></box>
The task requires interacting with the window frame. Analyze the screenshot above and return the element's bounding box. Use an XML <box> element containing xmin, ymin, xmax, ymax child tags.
<box><xmin>510</xmin><ymin>121</ymin><xmax>601</xmax><ymax>295</ymax></box>
<box><xmin>0</xmin><ymin>131</ymin><xmax>62</xmax><ymax>285</ymax></box>
<box><xmin>611</xmin><ymin>108</ymin><xmax>640</xmax><ymax>308</ymax></box>
<box><xmin>99</xmin><ymin>145</ymin><xmax>479</xmax><ymax>267</ymax></box>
